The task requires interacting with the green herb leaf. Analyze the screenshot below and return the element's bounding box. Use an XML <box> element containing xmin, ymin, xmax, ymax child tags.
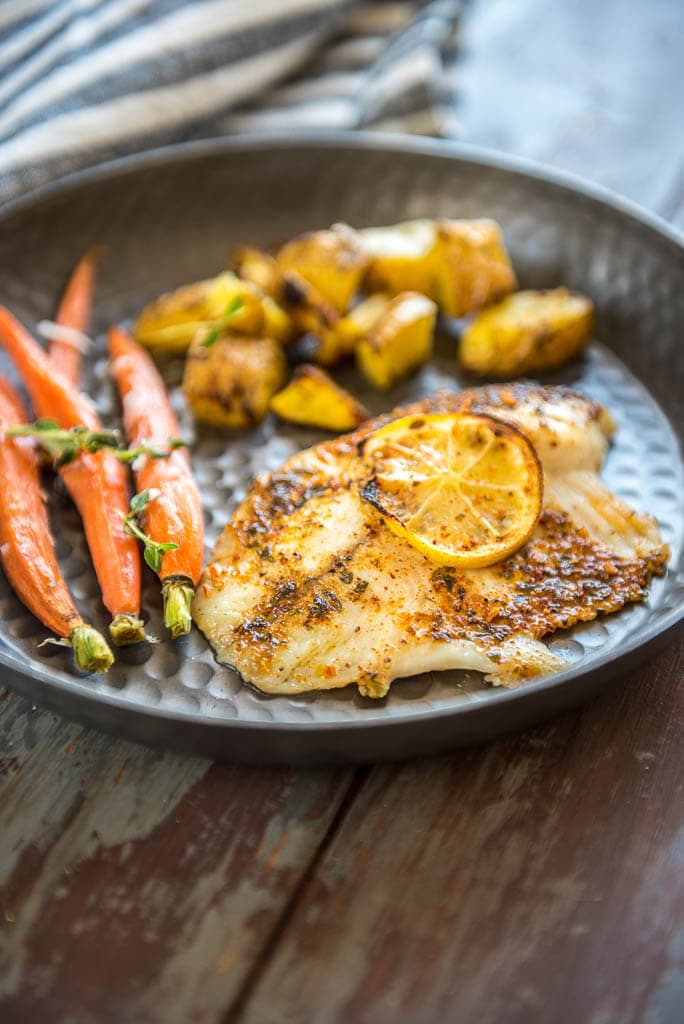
<box><xmin>6</xmin><ymin>421</ymin><xmax>119</xmax><ymax>466</ymax></box>
<box><xmin>130</xmin><ymin>488</ymin><xmax>160</xmax><ymax>515</ymax></box>
<box><xmin>144</xmin><ymin>545</ymin><xmax>162</xmax><ymax>573</ymax></box>
<box><xmin>116</xmin><ymin>438</ymin><xmax>185</xmax><ymax>464</ymax></box>
<box><xmin>201</xmin><ymin>295</ymin><xmax>244</xmax><ymax>347</ymax></box>
<box><xmin>119</xmin><ymin>490</ymin><xmax>178</xmax><ymax>577</ymax></box>
<box><xmin>6</xmin><ymin>422</ymin><xmax>184</xmax><ymax>466</ymax></box>
<box><xmin>201</xmin><ymin>326</ymin><xmax>221</xmax><ymax>349</ymax></box>
<box><xmin>144</xmin><ymin>542</ymin><xmax>177</xmax><ymax>573</ymax></box>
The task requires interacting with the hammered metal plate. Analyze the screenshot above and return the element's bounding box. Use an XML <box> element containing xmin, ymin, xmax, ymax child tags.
<box><xmin>0</xmin><ymin>136</ymin><xmax>682</xmax><ymax>763</ymax></box>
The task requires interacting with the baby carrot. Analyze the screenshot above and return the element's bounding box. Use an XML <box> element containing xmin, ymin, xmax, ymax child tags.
<box><xmin>50</xmin><ymin>248</ymin><xmax>100</xmax><ymax>385</ymax></box>
<box><xmin>0</xmin><ymin>306</ymin><xmax>143</xmax><ymax>646</ymax></box>
<box><xmin>108</xmin><ymin>325</ymin><xmax>204</xmax><ymax>638</ymax></box>
<box><xmin>0</xmin><ymin>377</ymin><xmax>113</xmax><ymax>673</ymax></box>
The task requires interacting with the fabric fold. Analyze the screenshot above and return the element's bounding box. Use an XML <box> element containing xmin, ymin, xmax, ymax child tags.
<box><xmin>0</xmin><ymin>0</ymin><xmax>462</xmax><ymax>203</ymax></box>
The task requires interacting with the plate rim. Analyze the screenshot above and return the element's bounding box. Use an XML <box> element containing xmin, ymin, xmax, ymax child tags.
<box><xmin>2</xmin><ymin>130</ymin><xmax>684</xmax><ymax>251</ymax></box>
<box><xmin>0</xmin><ymin>131</ymin><xmax>682</xmax><ymax>737</ymax></box>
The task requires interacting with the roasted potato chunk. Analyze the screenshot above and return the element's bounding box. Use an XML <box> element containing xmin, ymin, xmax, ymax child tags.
<box><xmin>356</xmin><ymin>292</ymin><xmax>437</xmax><ymax>391</ymax></box>
<box><xmin>340</xmin><ymin>293</ymin><xmax>391</xmax><ymax>338</ymax></box>
<box><xmin>233</xmin><ymin>247</ymin><xmax>281</xmax><ymax>297</ymax></box>
<box><xmin>260</xmin><ymin>295</ymin><xmax>293</xmax><ymax>343</ymax></box>
<box><xmin>360</xmin><ymin>220</ymin><xmax>438</xmax><ymax>298</ymax></box>
<box><xmin>134</xmin><ymin>272</ymin><xmax>269</xmax><ymax>354</ymax></box>
<box><xmin>459</xmin><ymin>288</ymin><xmax>594</xmax><ymax>377</ymax></box>
<box><xmin>290</xmin><ymin>327</ymin><xmax>354</xmax><ymax>368</ymax></box>
<box><xmin>296</xmin><ymin>294</ymin><xmax>392</xmax><ymax>367</ymax></box>
<box><xmin>276</xmin><ymin>223</ymin><xmax>368</xmax><ymax>313</ymax></box>
<box><xmin>433</xmin><ymin>219</ymin><xmax>516</xmax><ymax>318</ymax></box>
<box><xmin>230</xmin><ymin>249</ymin><xmax>294</xmax><ymax>341</ymax></box>
<box><xmin>279</xmin><ymin>271</ymin><xmax>346</xmax><ymax>364</ymax></box>
<box><xmin>271</xmin><ymin>365</ymin><xmax>369</xmax><ymax>432</ymax></box>
<box><xmin>183</xmin><ymin>334</ymin><xmax>286</xmax><ymax>429</ymax></box>
<box><xmin>360</xmin><ymin>218</ymin><xmax>515</xmax><ymax>318</ymax></box>
<box><xmin>281</xmin><ymin>271</ymin><xmax>339</xmax><ymax>332</ymax></box>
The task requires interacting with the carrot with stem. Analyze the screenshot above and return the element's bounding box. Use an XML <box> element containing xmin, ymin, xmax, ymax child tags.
<box><xmin>0</xmin><ymin>377</ymin><xmax>113</xmax><ymax>672</ymax></box>
<box><xmin>108</xmin><ymin>325</ymin><xmax>204</xmax><ymax>638</ymax></box>
<box><xmin>0</xmin><ymin>306</ymin><xmax>144</xmax><ymax>645</ymax></box>
<box><xmin>48</xmin><ymin>248</ymin><xmax>101</xmax><ymax>385</ymax></box>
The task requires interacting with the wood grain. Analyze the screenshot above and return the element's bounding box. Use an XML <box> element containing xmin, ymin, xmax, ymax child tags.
<box><xmin>458</xmin><ymin>0</ymin><xmax>684</xmax><ymax>228</ymax></box>
<box><xmin>235</xmin><ymin>646</ymin><xmax>684</xmax><ymax>1024</ymax></box>
<box><xmin>232</xmin><ymin>7</ymin><xmax>683</xmax><ymax>1017</ymax></box>
<box><xmin>1</xmin><ymin>1</ymin><xmax>683</xmax><ymax>1022</ymax></box>
<box><xmin>0</xmin><ymin>693</ymin><xmax>353</xmax><ymax>1023</ymax></box>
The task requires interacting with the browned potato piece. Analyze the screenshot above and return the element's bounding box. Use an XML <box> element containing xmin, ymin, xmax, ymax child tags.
<box><xmin>459</xmin><ymin>288</ymin><xmax>594</xmax><ymax>377</ymax></box>
<box><xmin>260</xmin><ymin>295</ymin><xmax>293</xmax><ymax>344</ymax></box>
<box><xmin>296</xmin><ymin>294</ymin><xmax>392</xmax><ymax>367</ymax></box>
<box><xmin>279</xmin><ymin>270</ymin><xmax>346</xmax><ymax>364</ymax></box>
<box><xmin>271</xmin><ymin>365</ymin><xmax>369</xmax><ymax>432</ymax></box>
<box><xmin>300</xmin><ymin>294</ymin><xmax>387</xmax><ymax>365</ymax></box>
<box><xmin>356</xmin><ymin>292</ymin><xmax>437</xmax><ymax>391</ymax></box>
<box><xmin>183</xmin><ymin>334</ymin><xmax>287</xmax><ymax>428</ymax></box>
<box><xmin>276</xmin><ymin>223</ymin><xmax>369</xmax><ymax>313</ymax></box>
<box><xmin>231</xmin><ymin>248</ymin><xmax>295</xmax><ymax>341</ymax></box>
<box><xmin>295</xmin><ymin>326</ymin><xmax>355</xmax><ymax>368</ymax></box>
<box><xmin>281</xmin><ymin>271</ymin><xmax>339</xmax><ymax>332</ymax></box>
<box><xmin>433</xmin><ymin>219</ymin><xmax>516</xmax><ymax>318</ymax></box>
<box><xmin>360</xmin><ymin>220</ymin><xmax>438</xmax><ymax>298</ymax></box>
<box><xmin>360</xmin><ymin>219</ymin><xmax>515</xmax><ymax>318</ymax></box>
<box><xmin>233</xmin><ymin>247</ymin><xmax>281</xmax><ymax>297</ymax></box>
<box><xmin>134</xmin><ymin>272</ymin><xmax>266</xmax><ymax>355</ymax></box>
<box><xmin>340</xmin><ymin>293</ymin><xmax>391</xmax><ymax>338</ymax></box>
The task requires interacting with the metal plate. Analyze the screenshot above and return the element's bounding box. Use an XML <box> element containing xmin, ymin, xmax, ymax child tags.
<box><xmin>0</xmin><ymin>134</ymin><xmax>682</xmax><ymax>763</ymax></box>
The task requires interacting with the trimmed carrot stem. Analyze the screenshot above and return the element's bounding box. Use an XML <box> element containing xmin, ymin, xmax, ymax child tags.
<box><xmin>0</xmin><ymin>306</ymin><xmax>143</xmax><ymax>645</ymax></box>
<box><xmin>0</xmin><ymin>377</ymin><xmax>113</xmax><ymax>673</ymax></box>
<box><xmin>70</xmin><ymin>625</ymin><xmax>115</xmax><ymax>673</ymax></box>
<box><xmin>162</xmin><ymin>579</ymin><xmax>195</xmax><ymax>639</ymax></box>
<box><xmin>51</xmin><ymin>248</ymin><xmax>101</xmax><ymax>385</ymax></box>
<box><xmin>110</xmin><ymin>612</ymin><xmax>148</xmax><ymax>646</ymax></box>
<box><xmin>108</xmin><ymin>325</ymin><xmax>204</xmax><ymax>638</ymax></box>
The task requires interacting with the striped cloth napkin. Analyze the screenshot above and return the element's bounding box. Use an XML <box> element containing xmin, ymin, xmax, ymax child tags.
<box><xmin>0</xmin><ymin>0</ymin><xmax>462</xmax><ymax>204</ymax></box>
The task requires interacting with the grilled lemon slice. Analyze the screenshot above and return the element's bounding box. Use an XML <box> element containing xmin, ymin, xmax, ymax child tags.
<box><xmin>362</xmin><ymin>412</ymin><xmax>542</xmax><ymax>567</ymax></box>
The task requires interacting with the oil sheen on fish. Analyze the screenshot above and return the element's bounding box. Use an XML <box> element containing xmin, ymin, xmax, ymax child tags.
<box><xmin>193</xmin><ymin>385</ymin><xmax>668</xmax><ymax>697</ymax></box>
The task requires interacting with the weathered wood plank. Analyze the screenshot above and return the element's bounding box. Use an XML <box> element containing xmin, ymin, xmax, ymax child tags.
<box><xmin>0</xmin><ymin>692</ymin><xmax>353</xmax><ymax>1024</ymax></box>
<box><xmin>1</xmin><ymin>1</ymin><xmax>683</xmax><ymax>1022</ymax></box>
<box><xmin>233</xmin><ymin>2</ymin><xmax>684</xmax><ymax>1016</ymax></box>
<box><xmin>458</xmin><ymin>0</ymin><xmax>684</xmax><ymax>221</ymax></box>
<box><xmin>234</xmin><ymin>645</ymin><xmax>683</xmax><ymax>1024</ymax></box>
<box><xmin>224</xmin><ymin>3</ymin><xmax>677</xmax><ymax>1017</ymax></box>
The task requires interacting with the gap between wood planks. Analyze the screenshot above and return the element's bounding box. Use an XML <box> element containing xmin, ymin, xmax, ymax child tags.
<box><xmin>221</xmin><ymin>647</ymin><xmax>684</xmax><ymax>1024</ymax></box>
<box><xmin>222</xmin><ymin>764</ymin><xmax>370</xmax><ymax>1024</ymax></box>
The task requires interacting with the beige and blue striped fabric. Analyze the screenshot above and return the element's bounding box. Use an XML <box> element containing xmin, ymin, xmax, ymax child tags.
<box><xmin>0</xmin><ymin>0</ymin><xmax>462</xmax><ymax>202</ymax></box>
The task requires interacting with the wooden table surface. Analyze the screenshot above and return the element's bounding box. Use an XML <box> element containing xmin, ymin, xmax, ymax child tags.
<box><xmin>1</xmin><ymin>2</ymin><xmax>683</xmax><ymax>1021</ymax></box>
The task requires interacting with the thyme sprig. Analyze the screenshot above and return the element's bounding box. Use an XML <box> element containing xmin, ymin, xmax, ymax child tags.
<box><xmin>119</xmin><ymin>489</ymin><xmax>179</xmax><ymax>573</ymax></box>
<box><xmin>6</xmin><ymin>419</ymin><xmax>185</xmax><ymax>468</ymax></box>
<box><xmin>201</xmin><ymin>295</ymin><xmax>244</xmax><ymax>348</ymax></box>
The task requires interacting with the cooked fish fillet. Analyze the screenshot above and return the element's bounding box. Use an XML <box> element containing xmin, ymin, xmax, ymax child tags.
<box><xmin>193</xmin><ymin>384</ymin><xmax>668</xmax><ymax>697</ymax></box>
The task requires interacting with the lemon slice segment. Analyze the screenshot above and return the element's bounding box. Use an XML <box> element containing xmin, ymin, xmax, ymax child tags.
<box><xmin>362</xmin><ymin>412</ymin><xmax>542</xmax><ymax>567</ymax></box>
